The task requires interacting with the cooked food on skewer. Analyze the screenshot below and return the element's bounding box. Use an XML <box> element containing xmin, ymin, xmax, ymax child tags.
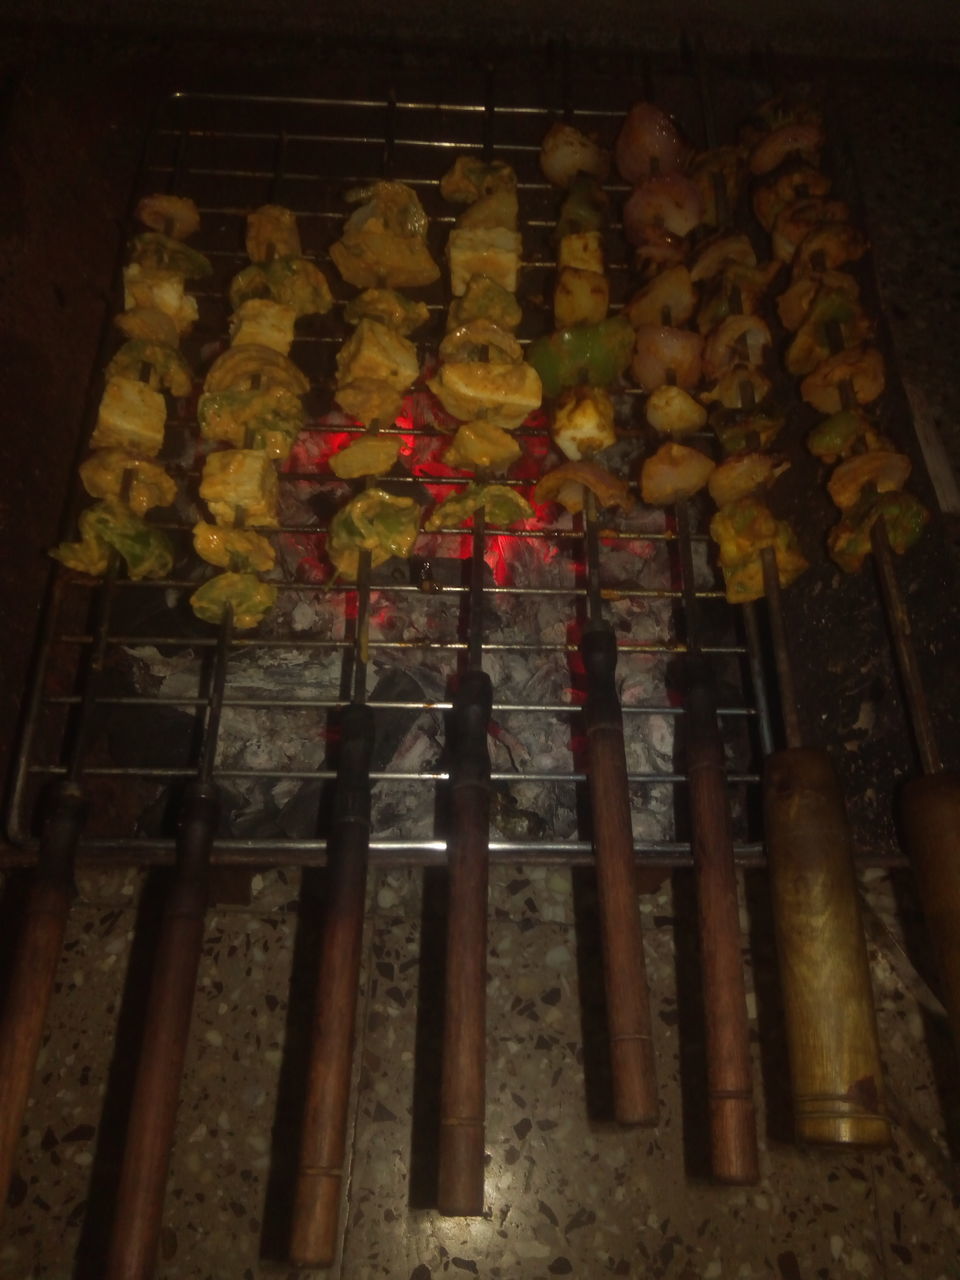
<box><xmin>79</xmin><ymin>449</ymin><xmax>176</xmax><ymax>516</ymax></box>
<box><xmin>748</xmin><ymin>120</ymin><xmax>825</xmax><ymax>176</ymax></box>
<box><xmin>335</xmin><ymin>379</ymin><xmax>405</xmax><ymax>429</ymax></box>
<box><xmin>777</xmin><ymin>269</ymin><xmax>860</xmax><ymax>332</ymax></box>
<box><xmin>429</xmin><ymin>360</ymin><xmax>542</xmax><ymax>430</ymax></box>
<box><xmin>752</xmin><ymin>164</ymin><xmax>832</xmax><ymax>233</ymax></box>
<box><xmin>827</xmin><ymin>492</ymin><xmax>929</xmax><ymax>573</ymax></box>
<box><xmin>198</xmin><ymin>386</ymin><xmax>304</xmax><ymax>459</ymax></box>
<box><xmin>701</xmin><ymin>365</ymin><xmax>773</xmax><ymax>411</ymax></box>
<box><xmin>630</xmin><ymin>323</ymin><xmax>703</xmax><ymax>392</ymax></box>
<box><xmin>91</xmin><ymin>376</ymin><xmax>167</xmax><ymax>456</ymax></box>
<box><xmin>785</xmin><ymin>288</ymin><xmax>872</xmax><ymax>376</ymax></box>
<box><xmin>52</xmin><ymin>498</ymin><xmax>174</xmax><ymax>581</ymax></box>
<box><xmin>826</xmin><ymin>450</ymin><xmax>912</xmax><ymax>510</ymax></box>
<box><xmin>634</xmin><ymin>226</ymin><xmax>687</xmax><ymax>280</ymax></box>
<box><xmin>540</xmin><ymin>120</ymin><xmax>611</xmax><ymax>188</ymax></box>
<box><xmin>707</xmin><ymin>451</ymin><xmax>789</xmax><ymax>507</ymax></box>
<box><xmin>328</xmin><ymin>434</ymin><xmax>402</xmax><ymax>479</ymax></box>
<box><xmin>805</xmin><ymin>408</ymin><xmax>882</xmax><ymax>463</ymax></box>
<box><xmin>771</xmin><ymin>198</ymin><xmax>851</xmax><ymax>264</ymax></box>
<box><xmin>200</xmin><ymin>449</ymin><xmax>280</xmax><ymax>528</ymax></box>
<box><xmin>246</xmin><ymin>204</ymin><xmax>302</xmax><ymax>262</ymax></box>
<box><xmin>690</xmin><ymin>145</ymin><xmax>745</xmax><ymax>228</ymax></box>
<box><xmin>335</xmin><ymin>316</ymin><xmax>419</xmax><ymax>392</ymax></box>
<box><xmin>615</xmin><ymin>101</ymin><xmax>688</xmax><ymax>183</ymax></box>
<box><xmin>327</xmin><ymin>487</ymin><xmax>424</xmax><ymax>580</ymax></box>
<box><xmin>440</xmin><ymin>155</ymin><xmax>517</xmax><ymax>203</ymax></box>
<box><xmin>702</xmin><ymin>314</ymin><xmax>771</xmax><ymax>380</ymax></box>
<box><xmin>623</xmin><ymin>173</ymin><xmax>705</xmax><ymax>242</ymax></box>
<box><xmin>448</xmin><ymin>276</ymin><xmax>523</xmax><ymax>332</ymax></box>
<box><xmin>800</xmin><ymin>344</ymin><xmax>885</xmax><ymax>414</ymax></box>
<box><xmin>690</xmin><ymin>233</ymin><xmax>756</xmax><ymax>284</ymax></box>
<box><xmin>526</xmin><ymin>316</ymin><xmax>633</xmax><ymax>398</ymax></box>
<box><xmin>114</xmin><ymin>306</ymin><xmax>181</xmax><ymax>347</ymax></box>
<box><xmin>344</xmin><ymin>287</ymin><xmax>430</xmax><ymax>334</ymax></box>
<box><xmin>106</xmin><ymin>339</ymin><xmax>193</xmax><ymax>397</ymax></box>
<box><xmin>330</xmin><ymin>181</ymin><xmax>440</xmax><ymax>289</ymax></box>
<box><xmin>448</xmin><ymin>223</ymin><xmax>521</xmax><ymax>296</ymax></box>
<box><xmin>229</xmin><ymin>299</ymin><xmax>297</xmax><ymax>355</ymax></box>
<box><xmin>192</xmin><ymin>522</ymin><xmax>276</xmax><ymax>573</ymax></box>
<box><xmin>425</xmin><ymin>483</ymin><xmax>533</xmax><ymax>531</ymax></box>
<box><xmin>625</xmin><ymin>264</ymin><xmax>697</xmax><ymax>329</ymax></box>
<box><xmin>534</xmin><ymin>459</ymin><xmax>634</xmax><ymax>515</ymax></box>
<box><xmin>710</xmin><ymin>497</ymin><xmax>808</xmax><ymax>603</ymax></box>
<box><xmin>129</xmin><ymin>233</ymin><xmax>212</xmax><ymax>280</ymax></box>
<box><xmin>640</xmin><ymin>442</ymin><xmax>715</xmax><ymax>505</ymax></box>
<box><xmin>696</xmin><ymin>260</ymin><xmax>781</xmax><ymax>333</ymax></box>
<box><xmin>791</xmin><ymin>222</ymin><xmax>869</xmax><ymax>278</ymax></box>
<box><xmin>204</xmin><ymin>344</ymin><xmax>311</xmax><ymax>396</ymax></box>
<box><xmin>444</xmin><ymin>421</ymin><xmax>522</xmax><ymax>472</ymax></box>
<box><xmin>438</xmin><ymin>320</ymin><xmax>523</xmax><ymax>365</ymax></box>
<box><xmin>230</xmin><ymin>256</ymin><xmax>334</xmax><ymax>317</ymax></box>
<box><xmin>190</xmin><ymin>572</ymin><xmax>279</xmax><ymax>630</ymax></box>
<box><xmin>122</xmin><ymin>264</ymin><xmax>199</xmax><ymax>335</ymax></box>
<box><xmin>645</xmin><ymin>385</ymin><xmax>708</xmax><ymax>436</ymax></box>
<box><xmin>135</xmin><ymin>193</ymin><xmax>201</xmax><ymax>240</ymax></box>
<box><xmin>550</xmin><ymin>385</ymin><xmax>617</xmax><ymax>461</ymax></box>
<box><xmin>711</xmin><ymin>405</ymin><xmax>784</xmax><ymax>453</ymax></box>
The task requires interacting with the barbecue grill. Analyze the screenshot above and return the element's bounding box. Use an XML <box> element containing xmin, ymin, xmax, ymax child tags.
<box><xmin>2</xmin><ymin>34</ymin><xmax>959</xmax><ymax>1280</ymax></box>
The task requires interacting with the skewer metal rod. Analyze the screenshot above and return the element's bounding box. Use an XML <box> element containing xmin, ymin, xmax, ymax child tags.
<box><xmin>583</xmin><ymin>489</ymin><xmax>604</xmax><ymax>625</ymax></box>
<box><xmin>760</xmin><ymin>547</ymin><xmax>802</xmax><ymax>750</ymax></box>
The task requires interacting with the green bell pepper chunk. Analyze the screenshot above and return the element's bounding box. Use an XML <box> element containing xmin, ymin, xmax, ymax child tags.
<box><xmin>526</xmin><ymin>316</ymin><xmax>634</xmax><ymax>398</ymax></box>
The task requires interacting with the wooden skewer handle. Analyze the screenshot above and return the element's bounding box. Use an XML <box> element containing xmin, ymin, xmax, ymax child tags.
<box><xmin>0</xmin><ymin>780</ymin><xmax>82</xmax><ymax>1209</ymax></box>
<box><xmin>290</xmin><ymin>701</ymin><xmax>374</xmax><ymax>1268</ymax></box>
<box><xmin>685</xmin><ymin>669</ymin><xmax>759</xmax><ymax>1184</ymax></box>
<box><xmin>763</xmin><ymin>748</ymin><xmax>890</xmax><ymax>1147</ymax></box>
<box><xmin>106</xmin><ymin>781</ymin><xmax>217</xmax><ymax>1280</ymax></box>
<box><xmin>581</xmin><ymin>624</ymin><xmax>658</xmax><ymax>1126</ymax></box>
<box><xmin>438</xmin><ymin>668</ymin><xmax>492</xmax><ymax>1217</ymax></box>
<box><xmin>900</xmin><ymin>772</ymin><xmax>960</xmax><ymax>1056</ymax></box>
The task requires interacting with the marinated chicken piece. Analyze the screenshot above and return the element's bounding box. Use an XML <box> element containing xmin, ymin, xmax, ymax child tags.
<box><xmin>690</xmin><ymin>146</ymin><xmax>745</xmax><ymax>228</ymax></box>
<box><xmin>806</xmin><ymin>408</ymin><xmax>878</xmax><ymax>463</ymax></box>
<box><xmin>710</xmin><ymin>498</ymin><xmax>809</xmax><ymax>603</ymax></box>
<box><xmin>707</xmin><ymin>452</ymin><xmax>788</xmax><ymax>507</ymax></box>
<box><xmin>135</xmin><ymin>193</ymin><xmax>200</xmax><ymax>240</ymax></box>
<box><xmin>792</xmin><ymin>223</ymin><xmax>869</xmax><ymax>278</ymax></box>
<box><xmin>129</xmin><ymin>233</ymin><xmax>212</xmax><ymax>280</ymax></box>
<box><xmin>79</xmin><ymin>449</ymin><xmax>176</xmax><ymax>516</ymax></box>
<box><xmin>625</xmin><ymin>265</ymin><xmax>696</xmax><ymax>329</ymax></box>
<box><xmin>456</xmin><ymin>189</ymin><xmax>519</xmax><ymax>232</ymax></box>
<box><xmin>335</xmin><ymin>379</ymin><xmax>405</xmax><ymax>429</ymax></box>
<box><xmin>190</xmin><ymin>572</ymin><xmax>279</xmax><ymax>631</ymax></box>
<box><xmin>114</xmin><ymin>307</ymin><xmax>180</xmax><ymax>347</ymax></box>
<box><xmin>634</xmin><ymin>226</ymin><xmax>687</xmax><ymax>280</ymax></box>
<box><xmin>335</xmin><ymin>317</ymin><xmax>419</xmax><ymax>393</ymax></box>
<box><xmin>444</xmin><ymin>421</ymin><xmax>522</xmax><ymax>473</ymax></box>
<box><xmin>777</xmin><ymin>269</ymin><xmax>860</xmax><ymax>332</ymax></box>
<box><xmin>740</xmin><ymin>95</ymin><xmax>823</xmax><ymax>147</ymax></box>
<box><xmin>645</xmin><ymin>385</ymin><xmax>707</xmax><ymax>436</ymax></box>
<box><xmin>701</xmin><ymin>365</ymin><xmax>772</xmax><ymax>411</ymax></box>
<box><xmin>198</xmin><ymin>386</ymin><xmax>304</xmax><ymax>459</ymax></box>
<box><xmin>689</xmin><ymin>233</ymin><xmax>756</xmax><ymax>284</ymax></box>
<box><xmin>556</xmin><ymin>173</ymin><xmax>608</xmax><ymax>240</ymax></box>
<box><xmin>106</xmin><ymin>339</ymin><xmax>193</xmax><ymax>397</ymax></box>
<box><xmin>229</xmin><ymin>299</ymin><xmax>297</xmax><ymax>355</ymax></box>
<box><xmin>630</xmin><ymin>324</ymin><xmax>703</xmax><ymax>392</ymax></box>
<box><xmin>828</xmin><ymin>491</ymin><xmax>929</xmax><ymax>573</ymax></box>
<box><xmin>52</xmin><ymin>499</ymin><xmax>173</xmax><ymax>581</ymax></box>
<box><xmin>615</xmin><ymin>102</ymin><xmax>687</xmax><ymax>183</ymax></box>
<box><xmin>696</xmin><ymin>261</ymin><xmax>782</xmax><ymax>334</ymax></box>
<box><xmin>425</xmin><ymin>483</ymin><xmax>533</xmax><ymax>531</ymax></box>
<box><xmin>439</xmin><ymin>320</ymin><xmax>523</xmax><ymax>365</ymax></box>
<box><xmin>557</xmin><ymin>230</ymin><xmax>604</xmax><ymax>275</ymax></box>
<box><xmin>771</xmin><ymin>198</ymin><xmax>851</xmax><ymax>264</ymax></box>
<box><xmin>428</xmin><ymin>361</ymin><xmax>542</xmax><ymax>430</ymax></box>
<box><xmin>122</xmin><ymin>265</ymin><xmax>199</xmax><ymax>335</ymax></box>
<box><xmin>344</xmin><ymin>288</ymin><xmax>430</xmax><ymax>334</ymax></box>
<box><xmin>752</xmin><ymin>164</ymin><xmax>832</xmax><ymax>232</ymax></box>
<box><xmin>702</xmin><ymin>315</ymin><xmax>771</xmax><ymax>380</ymax></box>
<box><xmin>748</xmin><ymin>121</ymin><xmax>825</xmax><ymax>176</ymax></box>
<box><xmin>440</xmin><ymin>156</ymin><xmax>517</xmax><ymax>203</ymax></box>
<box><xmin>448</xmin><ymin>276</ymin><xmax>523</xmax><ymax>332</ymax></box>
<box><xmin>550</xmin><ymin>385</ymin><xmax>617</xmax><ymax>461</ymax></box>
<box><xmin>192</xmin><ymin>522</ymin><xmax>276</xmax><ymax>573</ymax></box>
<box><xmin>329</xmin><ymin>434</ymin><xmax>401</xmax><ymax>479</ymax></box>
<box><xmin>540</xmin><ymin>121</ymin><xmax>611</xmax><ymax>188</ymax></box>
<box><xmin>204</xmin><ymin>345</ymin><xmax>311</xmax><ymax>396</ymax></box>
<box><xmin>534</xmin><ymin>460</ymin><xmax>634</xmax><ymax>515</ymax></box>
<box><xmin>623</xmin><ymin>174</ymin><xmax>704</xmax><ymax>243</ymax></box>
<box><xmin>331</xmin><ymin>181</ymin><xmax>440</xmax><ymax>289</ymax></box>
<box><xmin>641</xmin><ymin>443</ymin><xmax>715</xmax><ymax>505</ymax></box>
<box><xmin>91</xmin><ymin>376</ymin><xmax>167</xmax><ymax>456</ymax></box>
<box><xmin>800</xmin><ymin>345</ymin><xmax>885</xmax><ymax>414</ymax></box>
<box><xmin>327</xmin><ymin>488</ymin><xmax>423</xmax><ymax>580</ymax></box>
<box><xmin>246</xmin><ymin>205</ymin><xmax>302</xmax><ymax>262</ymax></box>
<box><xmin>447</xmin><ymin>226</ymin><xmax>522</xmax><ymax>295</ymax></box>
<box><xmin>711</xmin><ymin>406</ymin><xmax>784</xmax><ymax>454</ymax></box>
<box><xmin>827</xmin><ymin>450</ymin><xmax>912</xmax><ymax>510</ymax></box>
<box><xmin>230</xmin><ymin>257</ymin><xmax>334</xmax><ymax>317</ymax></box>
<box><xmin>526</xmin><ymin>317</ymin><xmax>634</xmax><ymax>397</ymax></box>
<box><xmin>200</xmin><ymin>449</ymin><xmax>279</xmax><ymax>528</ymax></box>
<box><xmin>554</xmin><ymin>266</ymin><xmax>609</xmax><ymax>327</ymax></box>
<box><xmin>785</xmin><ymin>288</ymin><xmax>872</xmax><ymax>376</ymax></box>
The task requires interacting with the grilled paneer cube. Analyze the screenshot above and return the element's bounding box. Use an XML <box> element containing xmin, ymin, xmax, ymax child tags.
<box><xmin>91</xmin><ymin>376</ymin><xmax>167</xmax><ymax>456</ymax></box>
<box><xmin>192</xmin><ymin>522</ymin><xmax>276</xmax><ymax>573</ymax></box>
<box><xmin>246</xmin><ymin>205</ymin><xmax>302</xmax><ymax>262</ymax></box>
<box><xmin>444</xmin><ymin>421</ymin><xmax>522</xmax><ymax>473</ymax></box>
<box><xmin>79</xmin><ymin>449</ymin><xmax>176</xmax><ymax>515</ymax></box>
<box><xmin>554</xmin><ymin>267</ymin><xmax>609</xmax><ymax>327</ymax></box>
<box><xmin>336</xmin><ymin>317</ymin><xmax>419</xmax><ymax>393</ymax></box>
<box><xmin>447</xmin><ymin>226</ymin><xmax>522</xmax><ymax>296</ymax></box>
<box><xmin>229</xmin><ymin>299</ymin><xmax>297</xmax><ymax>354</ymax></box>
<box><xmin>640</xmin><ymin>442</ymin><xmax>715</xmax><ymax>505</ymax></box>
<box><xmin>190</xmin><ymin>572</ymin><xmax>279</xmax><ymax>630</ymax></box>
<box><xmin>122</xmin><ymin>265</ymin><xmax>198</xmax><ymax>335</ymax></box>
<box><xmin>329</xmin><ymin>434</ymin><xmax>401</xmax><ymax>479</ymax></box>
<box><xmin>330</xmin><ymin>181</ymin><xmax>440</xmax><ymax>289</ymax></box>
<box><xmin>557</xmin><ymin>230</ymin><xmax>604</xmax><ymax>275</ymax></box>
<box><xmin>551</xmin><ymin>386</ymin><xmax>617</xmax><ymax>461</ymax></box>
<box><xmin>200</xmin><ymin>450</ymin><xmax>279</xmax><ymax>527</ymax></box>
<box><xmin>645</xmin><ymin>385</ymin><xmax>707</xmax><ymax>436</ymax></box>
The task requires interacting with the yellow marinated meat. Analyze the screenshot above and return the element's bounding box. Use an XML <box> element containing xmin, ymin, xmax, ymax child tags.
<box><xmin>335</xmin><ymin>379</ymin><xmax>405</xmax><ymax>428</ymax></box>
<box><xmin>200</xmin><ymin>449</ymin><xmax>279</xmax><ymax>528</ymax></box>
<box><xmin>122</xmin><ymin>265</ymin><xmax>198</xmax><ymax>335</ymax></box>
<box><xmin>246</xmin><ymin>205</ymin><xmax>302</xmax><ymax>262</ymax></box>
<box><xmin>329</xmin><ymin>434</ymin><xmax>401</xmax><ymax>479</ymax></box>
<box><xmin>335</xmin><ymin>317</ymin><xmax>419</xmax><ymax>393</ymax></box>
<box><xmin>329</xmin><ymin>182</ymin><xmax>440</xmax><ymax>289</ymax></box>
<box><xmin>106</xmin><ymin>339</ymin><xmax>193</xmax><ymax>397</ymax></box>
<box><xmin>444</xmin><ymin>422</ymin><xmax>522</xmax><ymax>473</ymax></box>
<box><xmin>457</xmin><ymin>189</ymin><xmax>519</xmax><ymax>232</ymax></box>
<box><xmin>79</xmin><ymin>449</ymin><xmax>176</xmax><ymax>515</ymax></box>
<box><xmin>192</xmin><ymin>522</ymin><xmax>276</xmax><ymax>573</ymax></box>
<box><xmin>91</xmin><ymin>376</ymin><xmax>167</xmax><ymax>457</ymax></box>
<box><xmin>344</xmin><ymin>288</ymin><xmax>430</xmax><ymax>334</ymax></box>
<box><xmin>425</xmin><ymin>483</ymin><xmax>532</xmax><ymax>531</ymax></box>
<box><xmin>190</xmin><ymin>572</ymin><xmax>279</xmax><ymax>630</ymax></box>
<box><xmin>197</xmin><ymin>386</ymin><xmax>304</xmax><ymax>459</ymax></box>
<box><xmin>710</xmin><ymin>497</ymin><xmax>808</xmax><ymax>603</ymax></box>
<box><xmin>640</xmin><ymin>442</ymin><xmax>715</xmax><ymax>505</ymax></box>
<box><xmin>229</xmin><ymin>299</ymin><xmax>297</xmax><ymax>355</ymax></box>
<box><xmin>327</xmin><ymin>488</ymin><xmax>423</xmax><ymax>580</ymax></box>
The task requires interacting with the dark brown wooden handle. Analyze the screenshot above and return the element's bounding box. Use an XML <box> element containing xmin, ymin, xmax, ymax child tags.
<box><xmin>685</xmin><ymin>670</ymin><xmax>759</xmax><ymax>1184</ymax></box>
<box><xmin>764</xmin><ymin>747</ymin><xmax>890</xmax><ymax>1147</ymax></box>
<box><xmin>581</xmin><ymin>625</ymin><xmax>658</xmax><ymax>1127</ymax></box>
<box><xmin>290</xmin><ymin>702</ymin><xmax>373</xmax><ymax>1268</ymax></box>
<box><xmin>900</xmin><ymin>772</ymin><xmax>960</xmax><ymax>1055</ymax></box>
<box><xmin>0</xmin><ymin>780</ymin><xmax>81</xmax><ymax>1205</ymax></box>
<box><xmin>106</xmin><ymin>782</ymin><xmax>217</xmax><ymax>1280</ymax></box>
<box><xmin>438</xmin><ymin>669</ymin><xmax>491</xmax><ymax>1216</ymax></box>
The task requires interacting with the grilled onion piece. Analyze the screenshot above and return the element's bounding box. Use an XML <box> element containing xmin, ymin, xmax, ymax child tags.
<box><xmin>193</xmin><ymin>523</ymin><xmax>276</xmax><ymax>573</ymax></box>
<box><xmin>748</xmin><ymin>121</ymin><xmax>824</xmax><ymax>176</ymax></box>
<box><xmin>707</xmin><ymin>452</ymin><xmax>788</xmax><ymax>508</ymax></box>
<box><xmin>190</xmin><ymin>572</ymin><xmax>278</xmax><ymax>631</ymax></box>
<box><xmin>440</xmin><ymin>156</ymin><xmax>517</xmax><ymax>203</ymax></box>
<box><xmin>52</xmin><ymin>499</ymin><xmax>173</xmax><ymax>581</ymax></box>
<box><xmin>534</xmin><ymin>460</ymin><xmax>634</xmax><ymax>515</ymax></box>
<box><xmin>615</xmin><ymin>102</ymin><xmax>686</xmax><ymax>184</ymax></box>
<box><xmin>344</xmin><ymin>288</ymin><xmax>430</xmax><ymax>334</ymax></box>
<box><xmin>800</xmin><ymin>345</ymin><xmax>885</xmax><ymax>414</ymax></box>
<box><xmin>777</xmin><ymin>269</ymin><xmax>860</xmax><ymax>332</ymax></box>
<box><xmin>827</xmin><ymin>450</ymin><xmax>911</xmax><ymax>511</ymax></box>
<box><xmin>623</xmin><ymin>174</ymin><xmax>704</xmax><ymax>242</ymax></box>
<box><xmin>429</xmin><ymin>361</ymin><xmax>542</xmax><ymax>430</ymax></box>
<box><xmin>204</xmin><ymin>344</ymin><xmax>310</xmax><ymax>396</ymax></box>
<box><xmin>540</xmin><ymin>121</ymin><xmax>611</xmax><ymax>188</ymax></box>
<box><xmin>79</xmin><ymin>449</ymin><xmax>176</xmax><ymax>516</ymax></box>
<box><xmin>106</xmin><ymin>339</ymin><xmax>193</xmax><ymax>397</ymax></box>
<box><xmin>702</xmin><ymin>315</ymin><xmax>771</xmax><ymax>381</ymax></box>
<box><xmin>448</xmin><ymin>276</ymin><xmax>523</xmax><ymax>332</ymax></box>
<box><xmin>690</xmin><ymin>233</ymin><xmax>756</xmax><ymax>284</ymax></box>
<box><xmin>135</xmin><ymin>193</ymin><xmax>200</xmax><ymax>240</ymax></box>
<box><xmin>246</xmin><ymin>205</ymin><xmax>302</xmax><ymax>262</ymax></box>
<box><xmin>806</xmin><ymin>408</ymin><xmax>878</xmax><ymax>463</ymax></box>
<box><xmin>198</xmin><ymin>386</ymin><xmax>303</xmax><ymax>459</ymax></box>
<box><xmin>230</xmin><ymin>257</ymin><xmax>334</xmax><ymax>318</ymax></box>
<box><xmin>701</xmin><ymin>365</ymin><xmax>772</xmax><ymax>411</ymax></box>
<box><xmin>625</xmin><ymin>265</ymin><xmax>696</xmax><ymax>329</ymax></box>
<box><xmin>792</xmin><ymin>223</ymin><xmax>869</xmax><ymax>278</ymax></box>
<box><xmin>753</xmin><ymin>165</ymin><xmax>832</xmax><ymax>232</ymax></box>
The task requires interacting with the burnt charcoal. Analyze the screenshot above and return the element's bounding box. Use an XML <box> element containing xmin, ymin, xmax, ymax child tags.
<box><xmin>277</xmin><ymin>780</ymin><xmax>324</xmax><ymax>839</ymax></box>
<box><xmin>136</xmin><ymin>783</ymin><xmax>253</xmax><ymax>839</ymax></box>
<box><xmin>369</xmin><ymin>669</ymin><xmax>427</xmax><ymax>773</ymax></box>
